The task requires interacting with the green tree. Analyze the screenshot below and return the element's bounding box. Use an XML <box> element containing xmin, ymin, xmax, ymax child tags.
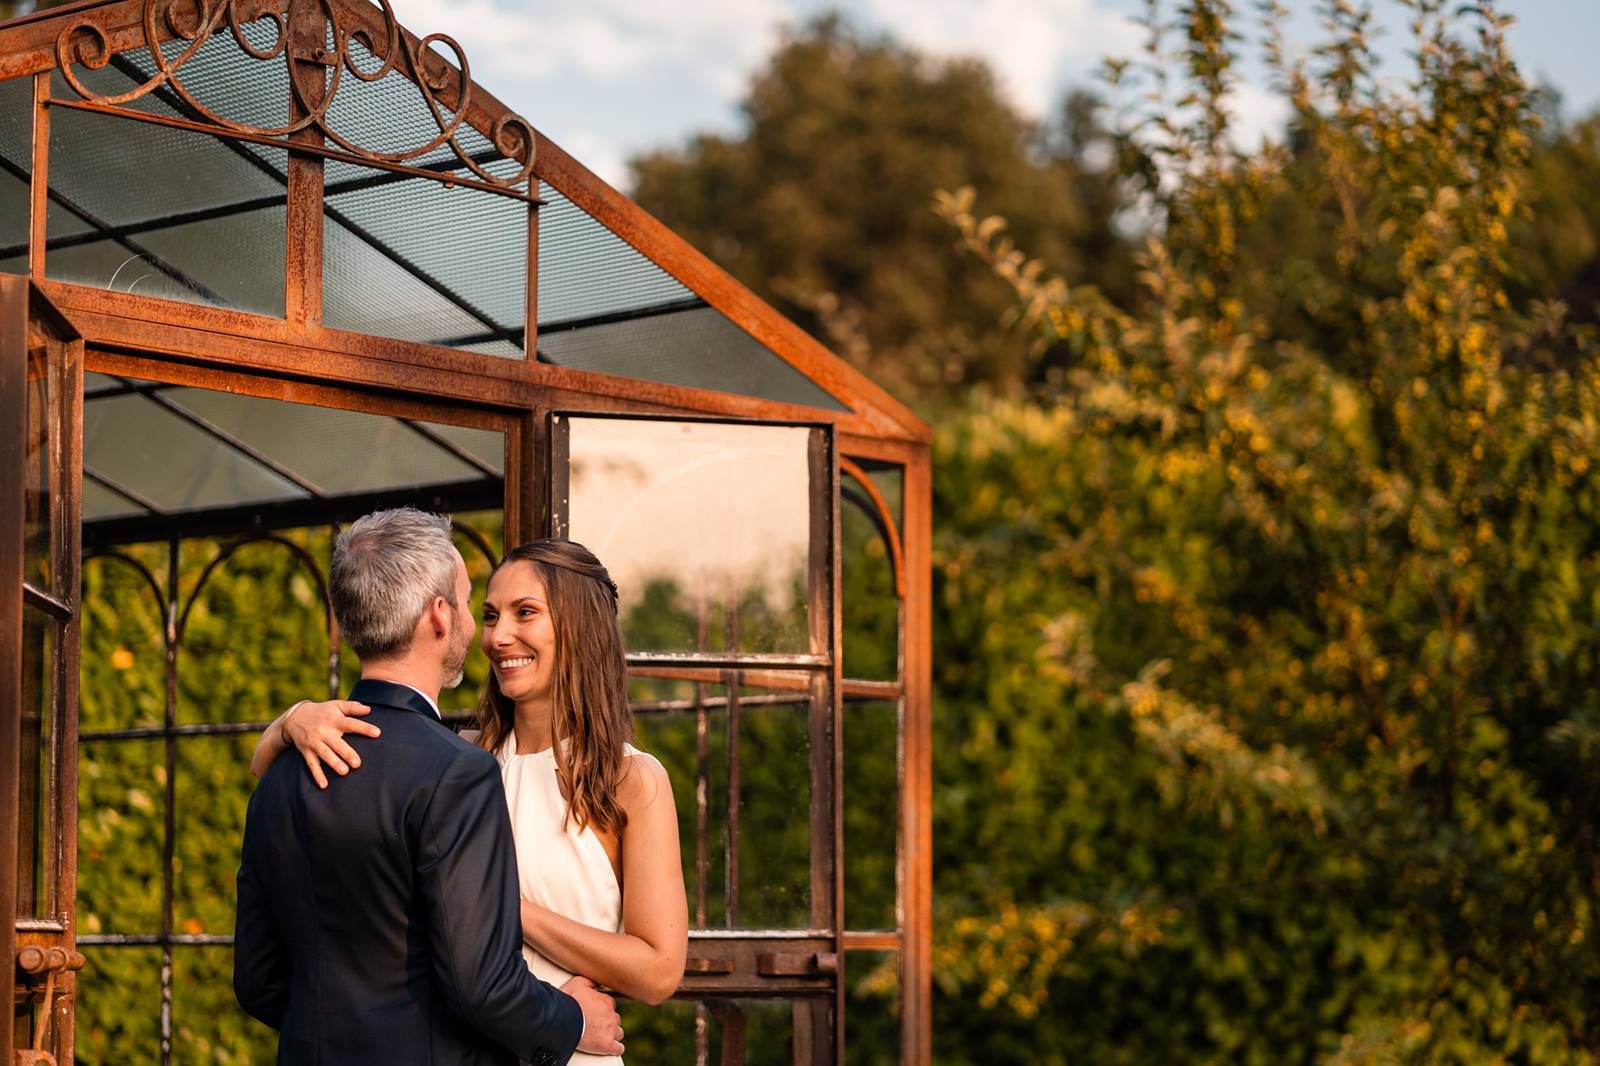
<box><xmin>1511</xmin><ymin>108</ymin><xmax>1600</xmax><ymax>327</ymax></box>
<box><xmin>629</xmin><ymin>16</ymin><xmax>1132</xmax><ymax>408</ymax></box>
<box><xmin>926</xmin><ymin>1</ymin><xmax>1600</xmax><ymax>1062</ymax></box>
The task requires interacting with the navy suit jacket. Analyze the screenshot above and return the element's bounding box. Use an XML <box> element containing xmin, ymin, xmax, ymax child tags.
<box><xmin>234</xmin><ymin>679</ymin><xmax>583</xmax><ymax>1066</ymax></box>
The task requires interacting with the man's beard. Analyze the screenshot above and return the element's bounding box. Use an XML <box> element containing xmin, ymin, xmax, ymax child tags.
<box><xmin>441</xmin><ymin>609</ymin><xmax>469</xmax><ymax>689</ymax></box>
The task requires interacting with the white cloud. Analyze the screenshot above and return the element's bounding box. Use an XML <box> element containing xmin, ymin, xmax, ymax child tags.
<box><xmin>861</xmin><ymin>0</ymin><xmax>1143</xmax><ymax>116</ymax></box>
<box><xmin>1225</xmin><ymin>78</ymin><xmax>1291</xmax><ymax>151</ymax></box>
<box><xmin>386</xmin><ymin>0</ymin><xmax>787</xmax><ymax>96</ymax></box>
<box><xmin>559</xmin><ymin>129</ymin><xmax>629</xmax><ymax>189</ymax></box>
<box><xmin>374</xmin><ymin>0</ymin><xmax>1249</xmax><ymax>183</ymax></box>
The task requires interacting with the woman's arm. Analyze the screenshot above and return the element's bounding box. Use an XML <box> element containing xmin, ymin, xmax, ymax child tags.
<box><xmin>520</xmin><ymin>754</ymin><xmax>689</xmax><ymax>1004</ymax></box>
<box><xmin>249</xmin><ymin>699</ymin><xmax>377</xmax><ymax>788</ymax></box>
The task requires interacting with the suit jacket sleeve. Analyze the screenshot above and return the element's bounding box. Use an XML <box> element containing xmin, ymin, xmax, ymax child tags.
<box><xmin>417</xmin><ymin>745</ymin><xmax>584</xmax><ymax>1063</ymax></box>
<box><xmin>234</xmin><ymin>788</ymin><xmax>290</xmax><ymax>1029</ymax></box>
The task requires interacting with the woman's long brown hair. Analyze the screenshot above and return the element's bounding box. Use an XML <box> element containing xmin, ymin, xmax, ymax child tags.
<box><xmin>474</xmin><ymin>539</ymin><xmax>633</xmax><ymax>835</ymax></box>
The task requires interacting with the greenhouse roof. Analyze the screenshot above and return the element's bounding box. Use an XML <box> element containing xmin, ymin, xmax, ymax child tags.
<box><xmin>0</xmin><ymin>0</ymin><xmax>929</xmax><ymax>442</ymax></box>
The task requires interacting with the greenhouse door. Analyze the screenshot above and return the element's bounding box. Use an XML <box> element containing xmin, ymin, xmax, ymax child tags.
<box><xmin>67</xmin><ymin>357</ymin><xmax>518</xmax><ymax>1065</ymax></box>
<box><xmin>2</xmin><ymin>276</ymin><xmax>85</xmax><ymax>1065</ymax></box>
<box><xmin>551</xmin><ymin>413</ymin><xmax>844</xmax><ymax>1065</ymax></box>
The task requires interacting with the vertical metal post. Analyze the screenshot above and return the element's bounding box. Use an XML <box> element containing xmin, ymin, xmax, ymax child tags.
<box><xmin>161</xmin><ymin>535</ymin><xmax>179</xmax><ymax>1066</ymax></box>
<box><xmin>327</xmin><ymin>524</ymin><xmax>340</xmax><ymax>698</ymax></box>
<box><xmin>284</xmin><ymin>4</ymin><xmax>327</xmax><ymax>325</ymax></box>
<box><xmin>0</xmin><ymin>274</ymin><xmax>30</xmax><ymax>1057</ymax></box>
<box><xmin>524</xmin><ymin>182</ymin><xmax>539</xmax><ymax>358</ymax></box>
<box><xmin>900</xmin><ymin>451</ymin><xmax>933</xmax><ymax>1066</ymax></box>
<box><xmin>820</xmin><ymin>428</ymin><xmax>845</xmax><ymax>1066</ymax></box>
<box><xmin>548</xmin><ymin>414</ymin><xmax>570</xmax><ymax>540</ymax></box>
<box><xmin>506</xmin><ymin>413</ymin><xmax>537</xmax><ymax>547</ymax></box>
<box><xmin>694</xmin><ymin>591</ymin><xmax>710</xmax><ymax>1066</ymax></box>
<box><xmin>711</xmin><ymin>1001</ymin><xmax>747</xmax><ymax>1065</ymax></box>
<box><xmin>29</xmin><ymin>70</ymin><xmax>50</xmax><ymax>280</ymax></box>
<box><xmin>55</xmin><ymin>304</ymin><xmax>85</xmax><ymax>1065</ymax></box>
<box><xmin>16</xmin><ymin>321</ymin><xmax>45</xmax><ymax>914</ymax></box>
<box><xmin>723</xmin><ymin>576</ymin><xmax>741</xmax><ymax>930</ymax></box>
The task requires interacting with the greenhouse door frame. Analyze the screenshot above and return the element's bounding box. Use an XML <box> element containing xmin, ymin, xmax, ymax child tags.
<box><xmin>4</xmin><ymin>298</ymin><xmax>539</xmax><ymax>1063</ymax></box>
<box><xmin>5</xmin><ymin>319</ymin><xmax>933</xmax><ymax>1065</ymax></box>
<box><xmin>3</xmin><ymin>277</ymin><xmax>85</xmax><ymax>1065</ymax></box>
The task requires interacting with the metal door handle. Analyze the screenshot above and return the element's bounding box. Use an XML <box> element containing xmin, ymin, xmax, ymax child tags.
<box><xmin>15</xmin><ymin>947</ymin><xmax>84</xmax><ymax>977</ymax></box>
<box><xmin>14</xmin><ymin>945</ymin><xmax>79</xmax><ymax>1066</ymax></box>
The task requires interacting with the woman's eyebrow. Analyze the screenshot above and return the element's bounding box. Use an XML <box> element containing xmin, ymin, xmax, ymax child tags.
<box><xmin>482</xmin><ymin>594</ymin><xmax>547</xmax><ymax>612</ymax></box>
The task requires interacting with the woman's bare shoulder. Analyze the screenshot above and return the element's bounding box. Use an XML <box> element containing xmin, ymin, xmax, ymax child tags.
<box><xmin>619</xmin><ymin>746</ymin><xmax>672</xmax><ymax>809</ymax></box>
<box><xmin>458</xmin><ymin>728</ymin><xmax>482</xmax><ymax>745</ymax></box>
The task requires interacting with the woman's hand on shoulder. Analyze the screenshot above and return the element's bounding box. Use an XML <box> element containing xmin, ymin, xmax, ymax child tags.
<box><xmin>284</xmin><ymin>700</ymin><xmax>377</xmax><ymax>789</ymax></box>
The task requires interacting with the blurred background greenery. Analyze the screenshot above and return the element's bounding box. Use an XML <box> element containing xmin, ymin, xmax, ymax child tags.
<box><xmin>56</xmin><ymin>0</ymin><xmax>1600</xmax><ymax>1062</ymax></box>
<box><xmin>635</xmin><ymin>1</ymin><xmax>1600</xmax><ymax>1062</ymax></box>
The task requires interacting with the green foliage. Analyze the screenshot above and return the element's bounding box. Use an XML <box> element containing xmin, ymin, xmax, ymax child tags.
<box><xmin>924</xmin><ymin>1</ymin><xmax>1600</xmax><ymax>1062</ymax></box>
<box><xmin>629</xmin><ymin>15</ymin><xmax>1133</xmax><ymax>408</ymax></box>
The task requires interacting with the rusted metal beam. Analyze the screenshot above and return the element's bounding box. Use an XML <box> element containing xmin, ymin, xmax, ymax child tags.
<box><xmin>28</xmin><ymin>69</ymin><xmax>48</xmax><ymax>279</ymax></box>
<box><xmin>724</xmin><ymin>591</ymin><xmax>741</xmax><ymax>930</ymax></box>
<box><xmin>0</xmin><ymin>274</ymin><xmax>28</xmax><ymax>1056</ymax></box>
<box><xmin>47</xmin><ymin>279</ymin><xmax>923</xmax><ymax>441</ymax></box>
<box><xmin>282</xmin><ymin>0</ymin><xmax>325</xmax><ymax>327</ymax></box>
<box><xmin>900</xmin><ymin>450</ymin><xmax>933</xmax><ymax>1066</ymax></box>
<box><xmin>627</xmin><ymin>651</ymin><xmax>829</xmax><ymax>672</ymax></box>
<box><xmin>52</xmin><ymin>297</ymin><xmax>85</xmax><ymax>1066</ymax></box>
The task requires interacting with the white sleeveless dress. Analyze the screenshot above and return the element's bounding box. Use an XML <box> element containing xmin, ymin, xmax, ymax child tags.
<box><xmin>496</xmin><ymin>734</ymin><xmax>640</xmax><ymax>1066</ymax></box>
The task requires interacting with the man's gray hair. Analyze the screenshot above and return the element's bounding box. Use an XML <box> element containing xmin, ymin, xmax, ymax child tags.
<box><xmin>330</xmin><ymin>508</ymin><xmax>458</xmax><ymax>660</ymax></box>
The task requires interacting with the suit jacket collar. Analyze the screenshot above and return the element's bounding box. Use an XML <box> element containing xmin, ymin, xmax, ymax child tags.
<box><xmin>349</xmin><ymin>678</ymin><xmax>442</xmax><ymax>721</ymax></box>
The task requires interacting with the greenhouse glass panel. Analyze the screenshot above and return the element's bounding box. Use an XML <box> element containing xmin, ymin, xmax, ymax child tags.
<box><xmin>558</xmin><ymin>416</ymin><xmax>819</xmax><ymax>656</ymax></box>
<box><xmin>538</xmin><ymin>187</ymin><xmax>849</xmax><ymax>411</ymax></box>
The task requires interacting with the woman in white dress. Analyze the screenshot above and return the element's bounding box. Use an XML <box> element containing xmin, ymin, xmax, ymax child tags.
<box><xmin>250</xmin><ymin>539</ymin><xmax>688</xmax><ymax>1064</ymax></box>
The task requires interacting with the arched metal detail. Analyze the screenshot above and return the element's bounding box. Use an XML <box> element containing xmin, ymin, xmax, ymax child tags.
<box><xmin>82</xmin><ymin>550</ymin><xmax>170</xmax><ymax>641</ymax></box>
<box><xmin>176</xmin><ymin>533</ymin><xmax>331</xmax><ymax>644</ymax></box>
<box><xmin>452</xmin><ymin>520</ymin><xmax>499</xmax><ymax>571</ymax></box>
<box><xmin>840</xmin><ymin>456</ymin><xmax>906</xmax><ymax>600</ymax></box>
<box><xmin>53</xmin><ymin>0</ymin><xmax>539</xmax><ymax>202</ymax></box>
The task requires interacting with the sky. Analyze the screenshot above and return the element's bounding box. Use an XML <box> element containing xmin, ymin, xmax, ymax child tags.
<box><xmin>386</xmin><ymin>0</ymin><xmax>1600</xmax><ymax>191</ymax></box>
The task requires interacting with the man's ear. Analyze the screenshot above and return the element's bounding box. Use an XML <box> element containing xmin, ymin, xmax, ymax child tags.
<box><xmin>428</xmin><ymin>595</ymin><xmax>450</xmax><ymax>638</ymax></box>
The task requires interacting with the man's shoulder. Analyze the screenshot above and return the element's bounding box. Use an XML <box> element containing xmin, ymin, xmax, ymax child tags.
<box><xmin>368</xmin><ymin>706</ymin><xmax>477</xmax><ymax>750</ymax></box>
<box><xmin>370</xmin><ymin>710</ymin><xmax>497</xmax><ymax>776</ymax></box>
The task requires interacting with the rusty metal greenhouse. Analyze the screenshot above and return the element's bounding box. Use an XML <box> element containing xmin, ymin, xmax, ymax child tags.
<box><xmin>0</xmin><ymin>2</ymin><xmax>932</xmax><ymax>1063</ymax></box>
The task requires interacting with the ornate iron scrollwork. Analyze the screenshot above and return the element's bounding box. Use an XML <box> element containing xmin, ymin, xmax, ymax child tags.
<box><xmin>54</xmin><ymin>0</ymin><xmax>534</xmax><ymax>192</ymax></box>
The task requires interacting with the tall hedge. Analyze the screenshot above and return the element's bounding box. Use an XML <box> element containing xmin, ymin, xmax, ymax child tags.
<box><xmin>926</xmin><ymin>2</ymin><xmax>1600</xmax><ymax>1062</ymax></box>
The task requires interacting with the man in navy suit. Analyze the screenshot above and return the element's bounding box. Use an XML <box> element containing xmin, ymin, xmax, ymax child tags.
<box><xmin>234</xmin><ymin>508</ymin><xmax>623</xmax><ymax>1064</ymax></box>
